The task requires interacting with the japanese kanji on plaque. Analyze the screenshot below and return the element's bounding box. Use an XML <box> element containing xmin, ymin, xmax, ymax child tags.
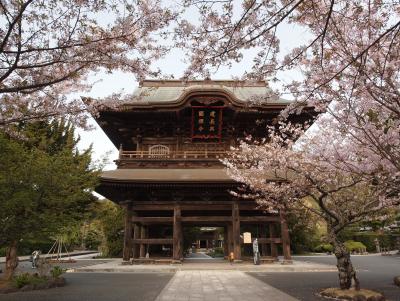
<box><xmin>191</xmin><ymin>106</ymin><xmax>223</xmax><ymax>140</ymax></box>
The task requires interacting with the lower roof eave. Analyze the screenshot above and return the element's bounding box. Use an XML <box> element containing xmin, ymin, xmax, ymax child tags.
<box><xmin>99</xmin><ymin>168</ymin><xmax>237</xmax><ymax>184</ymax></box>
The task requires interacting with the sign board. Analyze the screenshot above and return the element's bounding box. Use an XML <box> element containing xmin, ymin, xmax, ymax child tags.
<box><xmin>243</xmin><ymin>232</ymin><xmax>252</xmax><ymax>244</ymax></box>
<box><xmin>191</xmin><ymin>106</ymin><xmax>223</xmax><ymax>140</ymax></box>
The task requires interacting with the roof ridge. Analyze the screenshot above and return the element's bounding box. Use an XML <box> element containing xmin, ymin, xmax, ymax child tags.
<box><xmin>139</xmin><ymin>79</ymin><xmax>267</xmax><ymax>88</ymax></box>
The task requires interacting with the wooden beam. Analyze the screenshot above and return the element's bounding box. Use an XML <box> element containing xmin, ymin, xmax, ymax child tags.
<box><xmin>182</xmin><ymin>204</ymin><xmax>261</xmax><ymax>211</ymax></box>
<box><xmin>181</xmin><ymin>216</ymin><xmax>231</xmax><ymax>222</ymax></box>
<box><xmin>240</xmin><ymin>216</ymin><xmax>280</xmax><ymax>222</ymax></box>
<box><xmin>182</xmin><ymin>204</ymin><xmax>231</xmax><ymax>211</ymax></box>
<box><xmin>130</xmin><ymin>203</ymin><xmax>261</xmax><ymax>211</ymax></box>
<box><xmin>132</xmin><ymin>238</ymin><xmax>173</xmax><ymax>245</ymax></box>
<box><xmin>132</xmin><ymin>216</ymin><xmax>173</xmax><ymax>223</ymax></box>
<box><xmin>131</xmin><ymin>215</ymin><xmax>279</xmax><ymax>224</ymax></box>
<box><xmin>254</xmin><ymin>238</ymin><xmax>282</xmax><ymax>244</ymax></box>
<box><xmin>131</xmin><ymin>204</ymin><xmax>174</xmax><ymax>211</ymax></box>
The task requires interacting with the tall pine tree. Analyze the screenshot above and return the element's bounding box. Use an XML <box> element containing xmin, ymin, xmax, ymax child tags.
<box><xmin>0</xmin><ymin>119</ymin><xmax>98</xmax><ymax>279</ymax></box>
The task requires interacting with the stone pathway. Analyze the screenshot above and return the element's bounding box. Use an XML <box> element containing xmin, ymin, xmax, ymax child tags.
<box><xmin>185</xmin><ymin>252</ymin><xmax>213</xmax><ymax>259</ymax></box>
<box><xmin>155</xmin><ymin>270</ymin><xmax>299</xmax><ymax>301</ymax></box>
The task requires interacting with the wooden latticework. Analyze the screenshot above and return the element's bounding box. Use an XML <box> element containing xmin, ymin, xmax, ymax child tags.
<box><xmin>149</xmin><ymin>145</ymin><xmax>170</xmax><ymax>158</ymax></box>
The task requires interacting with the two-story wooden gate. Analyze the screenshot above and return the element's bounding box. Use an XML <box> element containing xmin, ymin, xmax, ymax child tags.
<box><xmin>92</xmin><ymin>79</ymin><xmax>315</xmax><ymax>263</ymax></box>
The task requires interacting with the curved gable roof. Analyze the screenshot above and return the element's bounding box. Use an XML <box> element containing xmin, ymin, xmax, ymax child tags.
<box><xmin>122</xmin><ymin>80</ymin><xmax>291</xmax><ymax>108</ymax></box>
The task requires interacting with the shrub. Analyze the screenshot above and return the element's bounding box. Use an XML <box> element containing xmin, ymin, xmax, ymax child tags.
<box><xmin>50</xmin><ymin>266</ymin><xmax>65</xmax><ymax>278</ymax></box>
<box><xmin>213</xmin><ymin>247</ymin><xmax>224</xmax><ymax>256</ymax></box>
<box><xmin>13</xmin><ymin>273</ymin><xmax>46</xmax><ymax>288</ymax></box>
<box><xmin>207</xmin><ymin>247</ymin><xmax>225</xmax><ymax>258</ymax></box>
<box><xmin>17</xmin><ymin>239</ymin><xmax>55</xmax><ymax>256</ymax></box>
<box><xmin>84</xmin><ymin>229</ymin><xmax>102</xmax><ymax>250</ymax></box>
<box><xmin>352</xmin><ymin>233</ymin><xmax>396</xmax><ymax>252</ymax></box>
<box><xmin>344</xmin><ymin>240</ymin><xmax>366</xmax><ymax>252</ymax></box>
<box><xmin>314</xmin><ymin>243</ymin><xmax>333</xmax><ymax>253</ymax></box>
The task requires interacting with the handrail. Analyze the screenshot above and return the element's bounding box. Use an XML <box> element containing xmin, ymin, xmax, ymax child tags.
<box><xmin>119</xmin><ymin>150</ymin><xmax>228</xmax><ymax>160</ymax></box>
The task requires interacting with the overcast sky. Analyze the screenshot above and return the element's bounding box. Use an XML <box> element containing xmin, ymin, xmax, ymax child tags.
<box><xmin>77</xmin><ymin>17</ymin><xmax>311</xmax><ymax>171</ymax></box>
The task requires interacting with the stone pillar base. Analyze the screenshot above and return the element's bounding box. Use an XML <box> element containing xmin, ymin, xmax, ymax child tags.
<box><xmin>121</xmin><ymin>260</ymin><xmax>132</xmax><ymax>265</ymax></box>
<box><xmin>281</xmin><ymin>259</ymin><xmax>293</xmax><ymax>265</ymax></box>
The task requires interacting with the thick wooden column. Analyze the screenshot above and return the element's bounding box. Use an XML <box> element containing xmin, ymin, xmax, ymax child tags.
<box><xmin>269</xmin><ymin>223</ymin><xmax>278</xmax><ymax>259</ymax></box>
<box><xmin>173</xmin><ymin>205</ymin><xmax>182</xmax><ymax>261</ymax></box>
<box><xmin>139</xmin><ymin>226</ymin><xmax>147</xmax><ymax>258</ymax></box>
<box><xmin>260</xmin><ymin>224</ymin><xmax>267</xmax><ymax>256</ymax></box>
<box><xmin>280</xmin><ymin>211</ymin><xmax>292</xmax><ymax>263</ymax></box>
<box><xmin>232</xmin><ymin>201</ymin><xmax>241</xmax><ymax>260</ymax></box>
<box><xmin>223</xmin><ymin>226</ymin><xmax>228</xmax><ymax>257</ymax></box>
<box><xmin>132</xmin><ymin>224</ymin><xmax>140</xmax><ymax>258</ymax></box>
<box><xmin>122</xmin><ymin>204</ymin><xmax>133</xmax><ymax>261</ymax></box>
<box><xmin>227</xmin><ymin>223</ymin><xmax>233</xmax><ymax>254</ymax></box>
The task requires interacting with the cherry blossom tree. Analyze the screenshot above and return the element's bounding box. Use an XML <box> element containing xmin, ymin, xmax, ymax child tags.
<box><xmin>176</xmin><ymin>0</ymin><xmax>400</xmax><ymax>291</ymax></box>
<box><xmin>0</xmin><ymin>0</ymin><xmax>176</xmax><ymax>128</ymax></box>
<box><xmin>179</xmin><ymin>1</ymin><xmax>399</xmax><ymax>188</ymax></box>
<box><xmin>224</xmin><ymin>123</ymin><xmax>399</xmax><ymax>290</ymax></box>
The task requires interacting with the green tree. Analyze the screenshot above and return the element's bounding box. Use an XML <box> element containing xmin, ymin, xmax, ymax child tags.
<box><xmin>91</xmin><ymin>200</ymin><xmax>124</xmax><ymax>257</ymax></box>
<box><xmin>0</xmin><ymin>120</ymin><xmax>98</xmax><ymax>280</ymax></box>
<box><xmin>287</xmin><ymin>207</ymin><xmax>323</xmax><ymax>254</ymax></box>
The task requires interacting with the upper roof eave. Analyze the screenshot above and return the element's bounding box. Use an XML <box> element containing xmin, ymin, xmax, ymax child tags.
<box><xmin>119</xmin><ymin>85</ymin><xmax>292</xmax><ymax>110</ymax></box>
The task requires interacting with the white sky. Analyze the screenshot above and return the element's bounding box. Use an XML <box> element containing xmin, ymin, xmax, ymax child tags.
<box><xmin>76</xmin><ymin>17</ymin><xmax>311</xmax><ymax>171</ymax></box>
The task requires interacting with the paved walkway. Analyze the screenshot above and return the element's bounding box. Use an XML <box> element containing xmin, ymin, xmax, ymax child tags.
<box><xmin>155</xmin><ymin>270</ymin><xmax>299</xmax><ymax>301</ymax></box>
<box><xmin>185</xmin><ymin>252</ymin><xmax>213</xmax><ymax>259</ymax></box>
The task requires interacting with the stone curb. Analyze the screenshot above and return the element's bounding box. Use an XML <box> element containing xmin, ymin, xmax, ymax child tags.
<box><xmin>68</xmin><ymin>266</ymin><xmax>337</xmax><ymax>273</ymax></box>
<box><xmin>0</xmin><ymin>251</ymin><xmax>98</xmax><ymax>264</ymax></box>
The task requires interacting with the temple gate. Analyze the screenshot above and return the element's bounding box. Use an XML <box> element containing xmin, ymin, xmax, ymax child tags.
<box><xmin>93</xmin><ymin>80</ymin><xmax>314</xmax><ymax>263</ymax></box>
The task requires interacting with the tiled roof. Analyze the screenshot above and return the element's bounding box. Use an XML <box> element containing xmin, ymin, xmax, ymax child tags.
<box><xmin>123</xmin><ymin>80</ymin><xmax>290</xmax><ymax>106</ymax></box>
<box><xmin>100</xmin><ymin>168</ymin><xmax>282</xmax><ymax>183</ymax></box>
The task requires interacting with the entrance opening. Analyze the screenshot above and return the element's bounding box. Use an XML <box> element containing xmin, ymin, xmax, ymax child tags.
<box><xmin>183</xmin><ymin>226</ymin><xmax>225</xmax><ymax>261</ymax></box>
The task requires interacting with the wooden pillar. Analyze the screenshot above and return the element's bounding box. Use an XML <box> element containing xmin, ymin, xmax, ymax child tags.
<box><xmin>280</xmin><ymin>211</ymin><xmax>292</xmax><ymax>263</ymax></box>
<box><xmin>132</xmin><ymin>224</ymin><xmax>140</xmax><ymax>258</ymax></box>
<box><xmin>260</xmin><ymin>224</ymin><xmax>267</xmax><ymax>256</ymax></box>
<box><xmin>140</xmin><ymin>226</ymin><xmax>147</xmax><ymax>258</ymax></box>
<box><xmin>223</xmin><ymin>226</ymin><xmax>228</xmax><ymax>257</ymax></box>
<box><xmin>123</xmin><ymin>204</ymin><xmax>133</xmax><ymax>261</ymax></box>
<box><xmin>173</xmin><ymin>205</ymin><xmax>182</xmax><ymax>261</ymax></box>
<box><xmin>269</xmin><ymin>223</ymin><xmax>278</xmax><ymax>259</ymax></box>
<box><xmin>227</xmin><ymin>223</ymin><xmax>233</xmax><ymax>254</ymax></box>
<box><xmin>232</xmin><ymin>201</ymin><xmax>241</xmax><ymax>260</ymax></box>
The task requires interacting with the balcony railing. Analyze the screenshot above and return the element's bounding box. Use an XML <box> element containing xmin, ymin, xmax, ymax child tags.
<box><xmin>119</xmin><ymin>150</ymin><xmax>228</xmax><ymax>160</ymax></box>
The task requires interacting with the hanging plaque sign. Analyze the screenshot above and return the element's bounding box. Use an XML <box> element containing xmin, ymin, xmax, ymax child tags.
<box><xmin>243</xmin><ymin>232</ymin><xmax>252</xmax><ymax>244</ymax></box>
<box><xmin>191</xmin><ymin>106</ymin><xmax>223</xmax><ymax>140</ymax></box>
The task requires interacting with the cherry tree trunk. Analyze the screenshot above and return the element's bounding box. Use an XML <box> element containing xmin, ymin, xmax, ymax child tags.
<box><xmin>333</xmin><ymin>240</ymin><xmax>360</xmax><ymax>290</ymax></box>
<box><xmin>4</xmin><ymin>240</ymin><xmax>19</xmax><ymax>280</ymax></box>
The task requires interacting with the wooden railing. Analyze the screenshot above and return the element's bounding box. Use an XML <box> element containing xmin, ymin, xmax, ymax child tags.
<box><xmin>119</xmin><ymin>150</ymin><xmax>228</xmax><ymax>160</ymax></box>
